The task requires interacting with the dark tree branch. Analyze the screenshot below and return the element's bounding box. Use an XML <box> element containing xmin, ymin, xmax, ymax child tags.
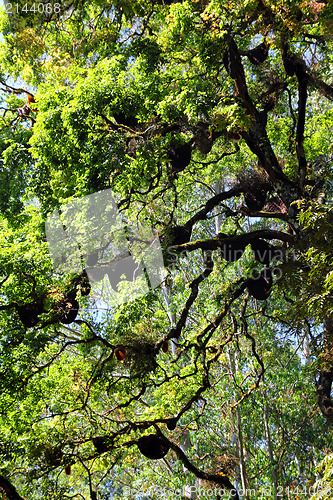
<box><xmin>281</xmin><ymin>43</ymin><xmax>308</xmax><ymax>190</ymax></box>
<box><xmin>308</xmin><ymin>73</ymin><xmax>333</xmax><ymax>101</ymax></box>
<box><xmin>0</xmin><ymin>475</ymin><xmax>27</xmax><ymax>500</ymax></box>
<box><xmin>154</xmin><ymin>427</ymin><xmax>240</xmax><ymax>500</ymax></box>
<box><xmin>223</xmin><ymin>37</ymin><xmax>301</xmax><ymax>207</ymax></box>
<box><xmin>185</xmin><ymin>185</ymin><xmax>244</xmax><ymax>229</ymax></box>
<box><xmin>240</xmin><ymin>207</ymin><xmax>289</xmax><ymax>222</ymax></box>
<box><xmin>167</xmin><ymin>253</ymin><xmax>214</xmax><ymax>341</ymax></box>
<box><xmin>296</xmin><ymin>74</ymin><xmax>308</xmax><ymax>190</ymax></box>
<box><xmin>0</xmin><ymin>79</ymin><xmax>33</xmax><ymax>98</ymax></box>
<box><xmin>171</xmin><ymin>229</ymin><xmax>295</xmax><ymax>253</ymax></box>
<box><xmin>223</xmin><ymin>36</ymin><xmax>257</xmax><ymax>117</ymax></box>
<box><xmin>196</xmin><ymin>280</ymin><xmax>248</xmax><ymax>347</ymax></box>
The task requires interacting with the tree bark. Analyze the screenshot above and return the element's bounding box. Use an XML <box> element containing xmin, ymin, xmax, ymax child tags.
<box><xmin>226</xmin><ymin>348</ymin><xmax>249</xmax><ymax>500</ymax></box>
<box><xmin>0</xmin><ymin>475</ymin><xmax>27</xmax><ymax>500</ymax></box>
<box><xmin>262</xmin><ymin>379</ymin><xmax>280</xmax><ymax>500</ymax></box>
<box><xmin>161</xmin><ymin>279</ymin><xmax>177</xmax><ymax>355</ymax></box>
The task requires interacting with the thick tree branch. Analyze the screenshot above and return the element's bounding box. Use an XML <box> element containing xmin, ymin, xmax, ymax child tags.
<box><xmin>0</xmin><ymin>475</ymin><xmax>27</xmax><ymax>500</ymax></box>
<box><xmin>223</xmin><ymin>37</ymin><xmax>301</xmax><ymax>208</ymax></box>
<box><xmin>308</xmin><ymin>73</ymin><xmax>333</xmax><ymax>101</ymax></box>
<box><xmin>240</xmin><ymin>207</ymin><xmax>289</xmax><ymax>222</ymax></box>
<box><xmin>281</xmin><ymin>43</ymin><xmax>308</xmax><ymax>190</ymax></box>
<box><xmin>171</xmin><ymin>229</ymin><xmax>295</xmax><ymax>253</ymax></box>
<box><xmin>154</xmin><ymin>427</ymin><xmax>240</xmax><ymax>500</ymax></box>
<box><xmin>296</xmin><ymin>74</ymin><xmax>308</xmax><ymax>190</ymax></box>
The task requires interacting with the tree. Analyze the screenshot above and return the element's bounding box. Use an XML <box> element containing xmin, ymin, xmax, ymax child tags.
<box><xmin>0</xmin><ymin>0</ymin><xmax>333</xmax><ymax>498</ymax></box>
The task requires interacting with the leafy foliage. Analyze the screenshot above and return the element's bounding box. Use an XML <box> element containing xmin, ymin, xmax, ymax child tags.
<box><xmin>0</xmin><ymin>0</ymin><xmax>333</xmax><ymax>499</ymax></box>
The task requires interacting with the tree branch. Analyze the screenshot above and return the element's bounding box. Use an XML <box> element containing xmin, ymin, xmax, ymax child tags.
<box><xmin>171</xmin><ymin>229</ymin><xmax>295</xmax><ymax>253</ymax></box>
<box><xmin>154</xmin><ymin>427</ymin><xmax>240</xmax><ymax>500</ymax></box>
<box><xmin>0</xmin><ymin>475</ymin><xmax>27</xmax><ymax>500</ymax></box>
<box><xmin>223</xmin><ymin>37</ymin><xmax>301</xmax><ymax>207</ymax></box>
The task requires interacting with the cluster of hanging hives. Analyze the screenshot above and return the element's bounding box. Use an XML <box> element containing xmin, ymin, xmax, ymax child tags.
<box><xmin>167</xmin><ymin>140</ymin><xmax>192</xmax><ymax>174</ymax></box>
<box><xmin>111</xmin><ymin>101</ymin><xmax>228</xmax><ymax>174</ymax></box>
<box><xmin>15</xmin><ymin>272</ymin><xmax>91</xmax><ymax>329</ymax></box>
<box><xmin>15</xmin><ymin>292</ymin><xmax>80</xmax><ymax>328</ymax></box>
<box><xmin>80</xmin><ymin>66</ymin><xmax>279</xmax><ymax>459</ymax></box>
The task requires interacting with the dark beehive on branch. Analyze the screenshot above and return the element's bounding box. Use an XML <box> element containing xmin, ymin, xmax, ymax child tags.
<box><xmin>247</xmin><ymin>41</ymin><xmax>269</xmax><ymax>65</ymax></box>
<box><xmin>166</xmin><ymin>417</ymin><xmax>178</xmax><ymax>430</ymax></box>
<box><xmin>113</xmin><ymin>111</ymin><xmax>138</xmax><ymax>128</ymax></box>
<box><xmin>162</xmin><ymin>224</ymin><xmax>192</xmax><ymax>267</ymax></box>
<box><xmin>244</xmin><ymin>185</ymin><xmax>267</xmax><ymax>211</ymax></box>
<box><xmin>167</xmin><ymin>141</ymin><xmax>192</xmax><ymax>173</ymax></box>
<box><xmin>251</xmin><ymin>239</ymin><xmax>275</xmax><ymax>266</ymax></box>
<box><xmin>137</xmin><ymin>434</ymin><xmax>170</xmax><ymax>460</ymax></box>
<box><xmin>60</xmin><ymin>297</ymin><xmax>79</xmax><ymax>324</ymax></box>
<box><xmin>221</xmin><ymin>243</ymin><xmax>246</xmax><ymax>262</ymax></box>
<box><xmin>170</xmin><ymin>225</ymin><xmax>192</xmax><ymax>246</ymax></box>
<box><xmin>162</xmin><ymin>341</ymin><xmax>169</xmax><ymax>353</ymax></box>
<box><xmin>220</xmin><ymin>235</ymin><xmax>246</xmax><ymax>262</ymax></box>
<box><xmin>16</xmin><ymin>300</ymin><xmax>44</xmax><ymax>328</ymax></box>
<box><xmin>92</xmin><ymin>436</ymin><xmax>112</xmax><ymax>453</ymax></box>
<box><xmin>247</xmin><ymin>269</ymin><xmax>273</xmax><ymax>300</ymax></box>
<box><xmin>193</xmin><ymin>125</ymin><xmax>213</xmax><ymax>154</ymax></box>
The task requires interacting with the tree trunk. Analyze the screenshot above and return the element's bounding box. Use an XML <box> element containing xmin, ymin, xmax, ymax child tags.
<box><xmin>180</xmin><ymin>430</ymin><xmax>197</xmax><ymax>499</ymax></box>
<box><xmin>226</xmin><ymin>348</ymin><xmax>249</xmax><ymax>499</ymax></box>
<box><xmin>161</xmin><ymin>279</ymin><xmax>177</xmax><ymax>355</ymax></box>
<box><xmin>262</xmin><ymin>378</ymin><xmax>280</xmax><ymax>500</ymax></box>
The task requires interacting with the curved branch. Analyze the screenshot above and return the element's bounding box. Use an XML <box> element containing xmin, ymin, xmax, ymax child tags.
<box><xmin>240</xmin><ymin>207</ymin><xmax>289</xmax><ymax>222</ymax></box>
<box><xmin>171</xmin><ymin>229</ymin><xmax>295</xmax><ymax>253</ymax></box>
<box><xmin>167</xmin><ymin>252</ymin><xmax>214</xmax><ymax>341</ymax></box>
<box><xmin>308</xmin><ymin>73</ymin><xmax>333</xmax><ymax>101</ymax></box>
<box><xmin>154</xmin><ymin>427</ymin><xmax>240</xmax><ymax>500</ymax></box>
<box><xmin>185</xmin><ymin>185</ymin><xmax>244</xmax><ymax>229</ymax></box>
<box><xmin>0</xmin><ymin>475</ymin><xmax>27</xmax><ymax>500</ymax></box>
<box><xmin>223</xmin><ymin>37</ymin><xmax>300</xmax><ymax>206</ymax></box>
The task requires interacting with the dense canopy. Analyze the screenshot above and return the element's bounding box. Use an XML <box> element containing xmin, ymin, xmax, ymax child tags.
<box><xmin>0</xmin><ymin>0</ymin><xmax>333</xmax><ymax>499</ymax></box>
